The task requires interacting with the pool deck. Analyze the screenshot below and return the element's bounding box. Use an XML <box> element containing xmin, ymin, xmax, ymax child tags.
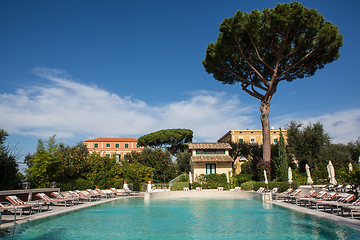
<box><xmin>271</xmin><ymin>200</ymin><xmax>360</xmax><ymax>231</ymax></box>
<box><xmin>2</xmin><ymin>190</ymin><xmax>360</xmax><ymax>232</ymax></box>
<box><xmin>0</xmin><ymin>194</ymin><xmax>143</xmax><ymax>230</ymax></box>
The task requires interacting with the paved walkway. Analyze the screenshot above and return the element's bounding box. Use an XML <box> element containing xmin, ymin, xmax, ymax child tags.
<box><xmin>0</xmin><ymin>194</ymin><xmax>142</xmax><ymax>229</ymax></box>
<box><xmin>271</xmin><ymin>200</ymin><xmax>360</xmax><ymax>231</ymax></box>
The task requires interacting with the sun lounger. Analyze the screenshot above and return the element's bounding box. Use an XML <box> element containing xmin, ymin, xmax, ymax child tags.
<box><xmin>270</xmin><ymin>188</ymin><xmax>279</xmax><ymax>194</ymax></box>
<box><xmin>308</xmin><ymin>192</ymin><xmax>337</xmax><ymax>210</ymax></box>
<box><xmin>196</xmin><ymin>187</ymin><xmax>202</xmax><ymax>191</ymax></box>
<box><xmin>323</xmin><ymin>194</ymin><xmax>357</xmax><ymax>214</ymax></box>
<box><xmin>274</xmin><ymin>188</ymin><xmax>293</xmax><ymax>201</ymax></box>
<box><xmin>86</xmin><ymin>189</ymin><xmax>102</xmax><ymax>200</ymax></box>
<box><xmin>183</xmin><ymin>187</ymin><xmax>189</xmax><ymax>191</ymax></box>
<box><xmin>95</xmin><ymin>189</ymin><xmax>114</xmax><ymax>198</ymax></box>
<box><xmin>68</xmin><ymin>191</ymin><xmax>91</xmax><ymax>202</ymax></box>
<box><xmin>301</xmin><ymin>191</ymin><xmax>327</xmax><ymax>207</ymax></box>
<box><xmin>217</xmin><ymin>187</ymin><xmax>224</xmax><ymax>191</ymax></box>
<box><xmin>234</xmin><ymin>187</ymin><xmax>242</xmax><ymax>191</ymax></box>
<box><xmin>256</xmin><ymin>187</ymin><xmax>265</xmax><ymax>193</ymax></box>
<box><xmin>286</xmin><ymin>189</ymin><xmax>302</xmax><ymax>203</ymax></box>
<box><xmin>0</xmin><ymin>202</ymin><xmax>32</xmax><ymax>217</ymax></box>
<box><xmin>75</xmin><ymin>190</ymin><xmax>97</xmax><ymax>201</ymax></box>
<box><xmin>123</xmin><ymin>187</ymin><xmax>139</xmax><ymax>195</ymax></box>
<box><xmin>341</xmin><ymin>198</ymin><xmax>360</xmax><ymax>219</ymax></box>
<box><xmin>6</xmin><ymin>195</ymin><xmax>45</xmax><ymax>214</ymax></box>
<box><xmin>295</xmin><ymin>190</ymin><xmax>317</xmax><ymax>206</ymax></box>
<box><xmin>110</xmin><ymin>188</ymin><xmax>127</xmax><ymax>196</ymax></box>
<box><xmin>36</xmin><ymin>193</ymin><xmax>72</xmax><ymax>207</ymax></box>
<box><xmin>52</xmin><ymin>192</ymin><xmax>79</xmax><ymax>204</ymax></box>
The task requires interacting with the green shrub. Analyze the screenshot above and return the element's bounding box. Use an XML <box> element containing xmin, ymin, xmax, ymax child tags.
<box><xmin>170</xmin><ymin>182</ymin><xmax>189</xmax><ymax>191</ymax></box>
<box><xmin>240</xmin><ymin>181</ymin><xmax>256</xmax><ymax>190</ymax></box>
<box><xmin>178</xmin><ymin>174</ymin><xmax>189</xmax><ymax>182</ymax></box>
<box><xmin>191</xmin><ymin>182</ymin><xmax>201</xmax><ymax>189</ymax></box>
<box><xmin>195</xmin><ymin>173</ymin><xmax>228</xmax><ymax>189</ymax></box>
<box><xmin>254</xmin><ymin>181</ymin><xmax>267</xmax><ymax>190</ymax></box>
<box><xmin>58</xmin><ymin>178</ymin><xmax>94</xmax><ymax>191</ymax></box>
<box><xmin>233</xmin><ymin>174</ymin><xmax>253</xmax><ymax>186</ymax></box>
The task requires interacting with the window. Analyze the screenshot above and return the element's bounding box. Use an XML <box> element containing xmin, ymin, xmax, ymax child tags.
<box><xmin>273</xmin><ymin>139</ymin><xmax>278</xmax><ymax>143</ymax></box>
<box><xmin>106</xmin><ymin>143</ymin><xmax>110</xmax><ymax>148</ymax></box>
<box><xmin>239</xmin><ymin>139</ymin><xmax>243</xmax><ymax>142</ymax></box>
<box><xmin>251</xmin><ymin>139</ymin><xmax>255</xmax><ymax>143</ymax></box>
<box><xmin>206</xmin><ymin>164</ymin><xmax>216</xmax><ymax>174</ymax></box>
<box><xmin>94</xmin><ymin>143</ymin><xmax>98</xmax><ymax>148</ymax></box>
<box><xmin>115</xmin><ymin>143</ymin><xmax>119</xmax><ymax>148</ymax></box>
<box><xmin>105</xmin><ymin>154</ymin><xmax>110</xmax><ymax>158</ymax></box>
<box><xmin>116</xmin><ymin>154</ymin><xmax>121</xmax><ymax>161</ymax></box>
<box><xmin>197</xmin><ymin>150</ymin><xmax>225</xmax><ymax>155</ymax></box>
<box><xmin>125</xmin><ymin>143</ymin><xmax>129</xmax><ymax>148</ymax></box>
<box><xmin>136</xmin><ymin>144</ymin><xmax>140</xmax><ymax>148</ymax></box>
<box><xmin>196</xmin><ymin>150</ymin><xmax>205</xmax><ymax>154</ymax></box>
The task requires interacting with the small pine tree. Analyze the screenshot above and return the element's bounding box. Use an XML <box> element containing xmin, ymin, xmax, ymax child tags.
<box><xmin>278</xmin><ymin>128</ymin><xmax>288</xmax><ymax>181</ymax></box>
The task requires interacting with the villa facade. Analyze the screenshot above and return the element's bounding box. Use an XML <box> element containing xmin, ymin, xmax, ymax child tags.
<box><xmin>84</xmin><ymin>138</ymin><xmax>142</xmax><ymax>161</ymax></box>
<box><xmin>217</xmin><ymin>129</ymin><xmax>287</xmax><ymax>145</ymax></box>
<box><xmin>217</xmin><ymin>129</ymin><xmax>287</xmax><ymax>174</ymax></box>
<box><xmin>189</xmin><ymin>142</ymin><xmax>233</xmax><ymax>181</ymax></box>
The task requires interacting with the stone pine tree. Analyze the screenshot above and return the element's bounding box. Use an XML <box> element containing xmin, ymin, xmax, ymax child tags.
<box><xmin>202</xmin><ymin>2</ymin><xmax>342</xmax><ymax>163</ymax></box>
<box><xmin>137</xmin><ymin>129</ymin><xmax>193</xmax><ymax>171</ymax></box>
<box><xmin>278</xmin><ymin>128</ymin><xmax>288</xmax><ymax>181</ymax></box>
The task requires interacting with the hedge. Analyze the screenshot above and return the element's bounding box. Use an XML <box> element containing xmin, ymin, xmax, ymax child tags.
<box><xmin>170</xmin><ymin>182</ymin><xmax>190</xmax><ymax>191</ymax></box>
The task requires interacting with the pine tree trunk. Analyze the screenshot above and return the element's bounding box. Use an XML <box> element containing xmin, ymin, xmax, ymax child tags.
<box><xmin>260</xmin><ymin>101</ymin><xmax>271</xmax><ymax>163</ymax></box>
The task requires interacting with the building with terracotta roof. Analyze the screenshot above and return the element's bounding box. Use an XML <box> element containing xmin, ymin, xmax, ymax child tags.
<box><xmin>188</xmin><ymin>143</ymin><xmax>233</xmax><ymax>180</ymax></box>
<box><xmin>217</xmin><ymin>129</ymin><xmax>287</xmax><ymax>174</ymax></box>
<box><xmin>84</xmin><ymin>138</ymin><xmax>142</xmax><ymax>161</ymax></box>
<box><xmin>217</xmin><ymin>129</ymin><xmax>287</xmax><ymax>145</ymax></box>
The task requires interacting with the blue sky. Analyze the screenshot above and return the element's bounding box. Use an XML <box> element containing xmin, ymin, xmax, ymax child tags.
<box><xmin>1</xmin><ymin>0</ymin><xmax>360</xmax><ymax>169</ymax></box>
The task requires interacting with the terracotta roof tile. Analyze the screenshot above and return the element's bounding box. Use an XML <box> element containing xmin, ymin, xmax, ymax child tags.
<box><xmin>190</xmin><ymin>155</ymin><xmax>234</xmax><ymax>163</ymax></box>
<box><xmin>188</xmin><ymin>142</ymin><xmax>232</xmax><ymax>150</ymax></box>
<box><xmin>84</xmin><ymin>138</ymin><xmax>138</xmax><ymax>142</ymax></box>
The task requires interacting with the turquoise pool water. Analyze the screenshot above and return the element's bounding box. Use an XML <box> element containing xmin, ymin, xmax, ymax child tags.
<box><xmin>1</xmin><ymin>198</ymin><xmax>360</xmax><ymax>239</ymax></box>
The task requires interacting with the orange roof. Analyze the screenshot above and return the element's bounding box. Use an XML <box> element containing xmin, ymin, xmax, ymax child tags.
<box><xmin>84</xmin><ymin>138</ymin><xmax>138</xmax><ymax>142</ymax></box>
<box><xmin>188</xmin><ymin>142</ymin><xmax>232</xmax><ymax>150</ymax></box>
<box><xmin>190</xmin><ymin>155</ymin><xmax>234</xmax><ymax>163</ymax></box>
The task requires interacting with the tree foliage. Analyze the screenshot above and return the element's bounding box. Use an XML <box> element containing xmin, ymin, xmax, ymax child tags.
<box><xmin>175</xmin><ymin>150</ymin><xmax>191</xmax><ymax>174</ymax></box>
<box><xmin>278</xmin><ymin>128</ymin><xmax>288</xmax><ymax>181</ymax></box>
<box><xmin>25</xmin><ymin>135</ymin><xmax>61</xmax><ymax>188</ymax></box>
<box><xmin>121</xmin><ymin>159</ymin><xmax>153</xmax><ymax>191</ymax></box>
<box><xmin>286</xmin><ymin>121</ymin><xmax>331</xmax><ymax>171</ymax></box>
<box><xmin>229</xmin><ymin>141</ymin><xmax>251</xmax><ymax>161</ymax></box>
<box><xmin>125</xmin><ymin>148</ymin><xmax>177</xmax><ymax>183</ymax></box>
<box><xmin>137</xmin><ymin>129</ymin><xmax>193</xmax><ymax>159</ymax></box>
<box><xmin>0</xmin><ymin>129</ymin><xmax>22</xmax><ymax>190</ymax></box>
<box><xmin>25</xmin><ymin>136</ymin><xmax>127</xmax><ymax>190</ymax></box>
<box><xmin>203</xmin><ymin>2</ymin><xmax>342</xmax><ymax>163</ymax></box>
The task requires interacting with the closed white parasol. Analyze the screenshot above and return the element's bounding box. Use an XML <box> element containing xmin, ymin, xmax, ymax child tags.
<box><xmin>288</xmin><ymin>167</ymin><xmax>293</xmax><ymax>185</ymax></box>
<box><xmin>327</xmin><ymin>161</ymin><xmax>337</xmax><ymax>185</ymax></box>
<box><xmin>305</xmin><ymin>164</ymin><xmax>313</xmax><ymax>185</ymax></box>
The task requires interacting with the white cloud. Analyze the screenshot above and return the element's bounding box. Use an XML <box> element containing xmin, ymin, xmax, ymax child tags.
<box><xmin>0</xmin><ymin>67</ymin><xmax>257</xmax><ymax>142</ymax></box>
<box><xmin>2</xmin><ymin>67</ymin><xmax>359</xmax><ymax>145</ymax></box>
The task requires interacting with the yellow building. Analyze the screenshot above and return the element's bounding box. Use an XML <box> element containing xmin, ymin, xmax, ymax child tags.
<box><xmin>217</xmin><ymin>129</ymin><xmax>287</xmax><ymax>174</ymax></box>
<box><xmin>189</xmin><ymin>142</ymin><xmax>233</xmax><ymax>181</ymax></box>
<box><xmin>217</xmin><ymin>129</ymin><xmax>287</xmax><ymax>145</ymax></box>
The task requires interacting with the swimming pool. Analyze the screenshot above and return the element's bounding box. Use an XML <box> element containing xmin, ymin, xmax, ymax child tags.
<box><xmin>1</xmin><ymin>198</ymin><xmax>360</xmax><ymax>239</ymax></box>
